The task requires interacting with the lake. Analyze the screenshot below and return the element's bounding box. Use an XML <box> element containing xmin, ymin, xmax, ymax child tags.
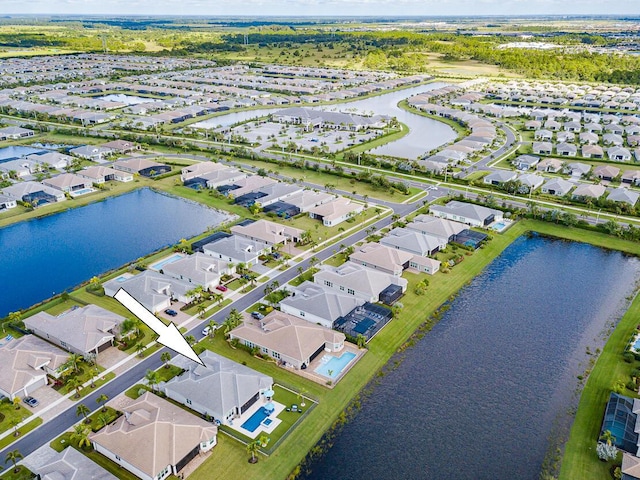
<box><xmin>192</xmin><ymin>83</ymin><xmax>456</xmax><ymax>159</ymax></box>
<box><xmin>302</xmin><ymin>234</ymin><xmax>640</xmax><ymax>480</ymax></box>
<box><xmin>0</xmin><ymin>188</ymin><xmax>230</xmax><ymax>317</ymax></box>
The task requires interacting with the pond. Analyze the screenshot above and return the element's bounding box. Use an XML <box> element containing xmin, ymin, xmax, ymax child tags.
<box><xmin>0</xmin><ymin>188</ymin><xmax>231</xmax><ymax>317</ymax></box>
<box><xmin>0</xmin><ymin>146</ymin><xmax>47</xmax><ymax>162</ymax></box>
<box><xmin>301</xmin><ymin>234</ymin><xmax>640</xmax><ymax>480</ymax></box>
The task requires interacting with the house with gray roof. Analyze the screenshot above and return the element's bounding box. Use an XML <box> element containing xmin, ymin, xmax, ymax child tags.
<box><xmin>579</xmin><ymin>132</ymin><xmax>599</xmax><ymax>144</ymax></box>
<box><xmin>43</xmin><ymin>173</ymin><xmax>91</xmax><ymax>193</ymax></box>
<box><xmin>230</xmin><ymin>311</ymin><xmax>346</xmax><ymax>369</ymax></box>
<box><xmin>280</xmin><ymin>281</ymin><xmax>363</xmax><ymax>329</ymax></box>
<box><xmin>536</xmin><ymin>158</ymin><xmax>564</xmax><ymax>173</ymax></box>
<box><xmin>608</xmin><ymin>147</ymin><xmax>632</xmax><ymax>162</ymax></box>
<box><xmin>160</xmin><ymin>252</ymin><xmax>230</xmax><ymax>291</ymax></box>
<box><xmin>517</xmin><ymin>173</ymin><xmax>545</xmax><ymax>192</ymax></box>
<box><xmin>407</xmin><ymin>214</ymin><xmax>468</xmax><ymax>243</ymax></box>
<box><xmin>556</xmin><ymin>142</ymin><xmax>577</xmax><ymax>157</ymax></box>
<box><xmin>247</xmin><ymin>182</ymin><xmax>304</xmax><ymax>207</ymax></box>
<box><xmin>24</xmin><ymin>304</ymin><xmax>125</xmax><ymax>358</ymax></box>
<box><xmin>160</xmin><ymin>350</ymin><xmax>273</xmax><ymax>425</ymax></box>
<box><xmin>0</xmin><ymin>194</ymin><xmax>17</xmax><ymax>211</ymax></box>
<box><xmin>24</xmin><ymin>444</ymin><xmax>117</xmax><ymax>480</ymax></box>
<box><xmin>484</xmin><ymin>170</ymin><xmax>517</xmax><ymax>186</ymax></box>
<box><xmin>607</xmin><ymin>188</ymin><xmax>639</xmax><ymax>206</ymax></box>
<box><xmin>103</xmin><ymin>271</ymin><xmax>195</xmax><ymax>313</ymax></box>
<box><xmin>112</xmin><ymin>158</ymin><xmax>171</xmax><ymax>177</ymax></box>
<box><xmin>2</xmin><ymin>181</ymin><xmax>66</xmax><ymax>207</ymax></box>
<box><xmin>314</xmin><ymin>261</ymin><xmax>407</xmax><ymax>303</ymax></box>
<box><xmin>622</xmin><ymin>170</ymin><xmax>640</xmax><ymax>186</ymax></box>
<box><xmin>515</xmin><ymin>155</ymin><xmax>540</xmax><ymax>170</ymax></box>
<box><xmin>26</xmin><ymin>151</ymin><xmax>74</xmax><ymax>170</ymax></box>
<box><xmin>0</xmin><ymin>126</ymin><xmax>34</xmax><ymax>139</ymax></box>
<box><xmin>202</xmin><ymin>235</ymin><xmax>267</xmax><ymax>267</ymax></box>
<box><xmin>286</xmin><ymin>190</ymin><xmax>335</xmax><ymax>212</ymax></box>
<box><xmin>430</xmin><ymin>200</ymin><xmax>503</xmax><ymax>228</ymax></box>
<box><xmin>380</xmin><ymin>228</ymin><xmax>445</xmax><ymax>257</ymax></box>
<box><xmin>69</xmin><ymin>145</ymin><xmax>113</xmax><ymax>162</ymax></box>
<box><xmin>532</xmin><ymin>142</ymin><xmax>553</xmax><ymax>155</ymax></box>
<box><xmin>231</xmin><ymin>219</ymin><xmax>303</xmax><ymax>247</ymax></box>
<box><xmin>541</xmin><ymin>178</ymin><xmax>574</xmax><ymax>196</ymax></box>
<box><xmin>594</xmin><ymin>165</ymin><xmax>621</xmax><ymax>181</ymax></box>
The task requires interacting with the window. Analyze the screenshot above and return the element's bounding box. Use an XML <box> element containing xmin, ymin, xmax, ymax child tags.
<box><xmin>299</xmin><ymin>311</ymin><xmax>305</xmax><ymax>317</ymax></box>
<box><xmin>347</xmin><ymin>288</ymin><xmax>355</xmax><ymax>295</ymax></box>
<box><xmin>339</xmin><ymin>286</ymin><xmax>345</xmax><ymax>291</ymax></box>
<box><xmin>324</xmin><ymin>280</ymin><xmax>333</xmax><ymax>287</ymax></box>
<box><xmin>262</xmin><ymin>347</ymin><xmax>268</xmax><ymax>353</ymax></box>
<box><xmin>115</xmin><ymin>455</ymin><xmax>121</xmax><ymax>461</ymax></box>
<box><xmin>410</xmin><ymin>262</ymin><xmax>418</xmax><ymax>269</ymax></box>
<box><xmin>186</xmin><ymin>399</ymin><xmax>192</xmax><ymax>405</ymax></box>
<box><xmin>272</xmin><ymin>351</ymin><xmax>281</xmax><ymax>359</ymax></box>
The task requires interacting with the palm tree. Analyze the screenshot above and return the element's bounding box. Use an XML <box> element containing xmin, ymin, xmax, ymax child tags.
<box><xmin>97</xmin><ymin>413</ymin><xmax>111</xmax><ymax>430</ymax></box>
<box><xmin>13</xmin><ymin>397</ymin><xmax>21</xmax><ymax>410</ymax></box>
<box><xmin>89</xmin><ymin>366</ymin><xmax>100</xmax><ymax>388</ymax></box>
<box><xmin>145</xmin><ymin>370</ymin><xmax>160</xmax><ymax>392</ymax></box>
<box><xmin>356</xmin><ymin>334</ymin><xmax>367</xmax><ymax>349</ymax></box>
<box><xmin>10</xmin><ymin>419</ymin><xmax>20</xmax><ymax>437</ymax></box>
<box><xmin>71</xmin><ymin>424</ymin><xmax>92</xmax><ymax>450</ymax></box>
<box><xmin>135</xmin><ymin>343</ymin><xmax>146</xmax><ymax>358</ymax></box>
<box><xmin>212</xmin><ymin>293</ymin><xmax>224</xmax><ymax>306</ymax></box>
<box><xmin>247</xmin><ymin>439</ymin><xmax>261</xmax><ymax>464</ymax></box>
<box><xmin>96</xmin><ymin>394</ymin><xmax>109</xmax><ymax>412</ymax></box>
<box><xmin>297</xmin><ymin>387</ymin><xmax>308</xmax><ymax>407</ymax></box>
<box><xmin>309</xmin><ymin>256</ymin><xmax>319</xmax><ymax>268</ymax></box>
<box><xmin>259</xmin><ymin>434</ymin><xmax>270</xmax><ymax>448</ymax></box>
<box><xmin>76</xmin><ymin>403</ymin><xmax>91</xmax><ymax>424</ymax></box>
<box><xmin>600</xmin><ymin>430</ymin><xmax>615</xmax><ymax>446</ymax></box>
<box><xmin>67</xmin><ymin>377</ymin><xmax>82</xmax><ymax>399</ymax></box>
<box><xmin>197</xmin><ymin>303</ymin><xmax>207</xmax><ymax>318</ymax></box>
<box><xmin>296</xmin><ymin>266</ymin><xmax>304</xmax><ymax>276</ymax></box>
<box><xmin>66</xmin><ymin>353</ymin><xmax>83</xmax><ymax>373</ymax></box>
<box><xmin>5</xmin><ymin>449</ymin><xmax>23</xmax><ymax>473</ymax></box>
<box><xmin>185</xmin><ymin>335</ymin><xmax>196</xmax><ymax>346</ymax></box>
<box><xmin>161</xmin><ymin>351</ymin><xmax>172</xmax><ymax>369</ymax></box>
<box><xmin>207</xmin><ymin>319</ymin><xmax>217</xmax><ymax>339</ymax></box>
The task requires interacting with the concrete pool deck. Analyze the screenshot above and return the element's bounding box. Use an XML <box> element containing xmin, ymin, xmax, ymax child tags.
<box><xmin>227</xmin><ymin>399</ymin><xmax>286</xmax><ymax>440</ymax></box>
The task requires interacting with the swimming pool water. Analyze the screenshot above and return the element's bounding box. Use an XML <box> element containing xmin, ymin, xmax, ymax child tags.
<box><xmin>315</xmin><ymin>352</ymin><xmax>356</xmax><ymax>379</ymax></box>
<box><xmin>71</xmin><ymin>188</ymin><xmax>93</xmax><ymax>196</ymax></box>
<box><xmin>241</xmin><ymin>407</ymin><xmax>271</xmax><ymax>432</ymax></box>
<box><xmin>151</xmin><ymin>254</ymin><xmax>184</xmax><ymax>270</ymax></box>
<box><xmin>633</xmin><ymin>338</ymin><xmax>640</xmax><ymax>351</ymax></box>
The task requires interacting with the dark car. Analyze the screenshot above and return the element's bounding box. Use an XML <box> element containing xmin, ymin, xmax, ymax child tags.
<box><xmin>164</xmin><ymin>309</ymin><xmax>178</xmax><ymax>317</ymax></box>
<box><xmin>23</xmin><ymin>396</ymin><xmax>39</xmax><ymax>407</ymax></box>
<box><xmin>251</xmin><ymin>311</ymin><xmax>264</xmax><ymax>320</ymax></box>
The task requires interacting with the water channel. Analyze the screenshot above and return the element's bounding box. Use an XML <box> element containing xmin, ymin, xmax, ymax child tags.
<box><xmin>302</xmin><ymin>234</ymin><xmax>640</xmax><ymax>480</ymax></box>
<box><xmin>0</xmin><ymin>188</ymin><xmax>230</xmax><ymax>317</ymax></box>
<box><xmin>192</xmin><ymin>82</ymin><xmax>456</xmax><ymax>159</ymax></box>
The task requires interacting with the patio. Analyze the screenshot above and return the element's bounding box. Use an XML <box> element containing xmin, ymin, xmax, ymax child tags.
<box><xmin>226</xmin><ymin>398</ymin><xmax>286</xmax><ymax>440</ymax></box>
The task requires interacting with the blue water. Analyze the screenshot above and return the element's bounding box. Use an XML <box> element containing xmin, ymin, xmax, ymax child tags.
<box><xmin>0</xmin><ymin>146</ymin><xmax>46</xmax><ymax>162</ymax></box>
<box><xmin>302</xmin><ymin>235</ymin><xmax>640</xmax><ymax>480</ymax></box>
<box><xmin>150</xmin><ymin>253</ymin><xmax>184</xmax><ymax>270</ymax></box>
<box><xmin>241</xmin><ymin>407</ymin><xmax>271</xmax><ymax>432</ymax></box>
<box><xmin>315</xmin><ymin>352</ymin><xmax>357</xmax><ymax>379</ymax></box>
<box><xmin>634</xmin><ymin>338</ymin><xmax>640</xmax><ymax>351</ymax></box>
<box><xmin>0</xmin><ymin>188</ymin><xmax>229</xmax><ymax>317</ymax></box>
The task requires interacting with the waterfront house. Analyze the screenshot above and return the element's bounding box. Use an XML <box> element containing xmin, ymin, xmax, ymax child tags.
<box><xmin>202</xmin><ymin>235</ymin><xmax>267</xmax><ymax>267</ymax></box>
<box><xmin>430</xmin><ymin>201</ymin><xmax>503</xmax><ymax>228</ymax></box>
<box><xmin>2</xmin><ymin>181</ymin><xmax>66</xmax><ymax>206</ymax></box>
<box><xmin>42</xmin><ymin>173</ymin><xmax>91</xmax><ymax>193</ymax></box>
<box><xmin>78</xmin><ymin>165</ymin><xmax>133</xmax><ymax>183</ymax></box>
<box><xmin>231</xmin><ymin>219</ymin><xmax>303</xmax><ymax>247</ymax></box>
<box><xmin>112</xmin><ymin>158</ymin><xmax>171</xmax><ymax>177</ymax></box>
<box><xmin>350</xmin><ymin>242</ymin><xmax>413</xmax><ymax>276</ymax></box>
<box><xmin>160</xmin><ymin>253</ymin><xmax>230</xmax><ymax>290</ymax></box>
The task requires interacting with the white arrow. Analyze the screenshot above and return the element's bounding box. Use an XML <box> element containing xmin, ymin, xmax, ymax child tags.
<box><xmin>114</xmin><ymin>288</ymin><xmax>204</xmax><ymax>366</ymax></box>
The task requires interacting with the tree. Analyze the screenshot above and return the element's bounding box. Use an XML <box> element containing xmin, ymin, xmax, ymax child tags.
<box><xmin>7</xmin><ymin>311</ymin><xmax>21</xmax><ymax>325</ymax></box>
<box><xmin>135</xmin><ymin>343</ymin><xmax>146</xmax><ymax>358</ymax></box>
<box><xmin>71</xmin><ymin>424</ymin><xmax>92</xmax><ymax>450</ymax></box>
<box><xmin>187</xmin><ymin>285</ymin><xmax>205</xmax><ymax>304</ymax></box>
<box><xmin>207</xmin><ymin>320</ymin><xmax>217</xmax><ymax>339</ymax></box>
<box><xmin>97</xmin><ymin>413</ymin><xmax>111</xmax><ymax>430</ymax></box>
<box><xmin>197</xmin><ymin>303</ymin><xmax>207</xmax><ymax>318</ymax></box>
<box><xmin>89</xmin><ymin>366</ymin><xmax>100</xmax><ymax>388</ymax></box>
<box><xmin>10</xmin><ymin>418</ymin><xmax>20</xmax><ymax>437</ymax></box>
<box><xmin>600</xmin><ymin>430</ymin><xmax>615</xmax><ymax>446</ymax></box>
<box><xmin>96</xmin><ymin>394</ymin><xmax>109</xmax><ymax>412</ymax></box>
<box><xmin>596</xmin><ymin>442</ymin><xmax>617</xmax><ymax>462</ymax></box>
<box><xmin>309</xmin><ymin>256</ymin><xmax>319</xmax><ymax>268</ymax></box>
<box><xmin>161</xmin><ymin>351</ymin><xmax>172</xmax><ymax>369</ymax></box>
<box><xmin>5</xmin><ymin>449</ymin><xmax>23</xmax><ymax>474</ymax></box>
<box><xmin>259</xmin><ymin>434</ymin><xmax>270</xmax><ymax>448</ymax></box>
<box><xmin>247</xmin><ymin>439</ymin><xmax>261</xmax><ymax>464</ymax></box>
<box><xmin>212</xmin><ymin>292</ymin><xmax>224</xmax><ymax>306</ymax></box>
<box><xmin>67</xmin><ymin>377</ymin><xmax>82</xmax><ymax>399</ymax></box>
<box><xmin>145</xmin><ymin>370</ymin><xmax>160</xmax><ymax>392</ymax></box>
<box><xmin>66</xmin><ymin>353</ymin><xmax>84</xmax><ymax>374</ymax></box>
<box><xmin>297</xmin><ymin>387</ymin><xmax>308</xmax><ymax>407</ymax></box>
<box><xmin>356</xmin><ymin>334</ymin><xmax>367</xmax><ymax>349</ymax></box>
<box><xmin>185</xmin><ymin>335</ymin><xmax>196</xmax><ymax>346</ymax></box>
<box><xmin>76</xmin><ymin>403</ymin><xmax>91</xmax><ymax>424</ymax></box>
<box><xmin>13</xmin><ymin>397</ymin><xmax>21</xmax><ymax>410</ymax></box>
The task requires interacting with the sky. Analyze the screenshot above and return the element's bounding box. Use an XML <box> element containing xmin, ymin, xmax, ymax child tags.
<box><xmin>2</xmin><ymin>0</ymin><xmax>639</xmax><ymax>17</ymax></box>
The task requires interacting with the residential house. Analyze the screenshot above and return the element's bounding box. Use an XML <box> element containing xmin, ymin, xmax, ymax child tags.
<box><xmin>160</xmin><ymin>253</ymin><xmax>231</xmax><ymax>291</ymax></box>
<box><xmin>103</xmin><ymin>271</ymin><xmax>195</xmax><ymax>313</ymax></box>
<box><xmin>572</xmin><ymin>184</ymin><xmax>607</xmax><ymax>200</ymax></box>
<box><xmin>430</xmin><ymin>200</ymin><xmax>503</xmax><ymax>228</ymax></box>
<box><xmin>0</xmin><ymin>194</ymin><xmax>17</xmax><ymax>211</ymax></box>
<box><xmin>556</xmin><ymin>142</ymin><xmax>577</xmax><ymax>157</ymax></box>
<box><xmin>556</xmin><ymin>131</ymin><xmax>575</xmax><ymax>144</ymax></box>
<box><xmin>69</xmin><ymin>145</ymin><xmax>113</xmax><ymax>162</ymax></box>
<box><xmin>350</xmin><ymin>242</ymin><xmax>413</xmax><ymax>276</ymax></box>
<box><xmin>42</xmin><ymin>173</ymin><xmax>91</xmax><ymax>193</ymax></box>
<box><xmin>101</xmin><ymin>140</ymin><xmax>138</xmax><ymax>154</ymax></box>
<box><xmin>280</xmin><ymin>281</ymin><xmax>363</xmax><ymax>329</ymax></box>
<box><xmin>308</xmin><ymin>197</ymin><xmax>364</xmax><ymax>227</ymax></box>
<box><xmin>594</xmin><ymin>165</ymin><xmax>621</xmax><ymax>181</ymax></box>
<box><xmin>219</xmin><ymin>176</ymin><xmax>276</xmax><ymax>199</ymax></box>
<box><xmin>536</xmin><ymin>158</ymin><xmax>563</xmax><ymax>173</ymax></box>
<box><xmin>603</xmin><ymin>133</ymin><xmax>624</xmax><ymax>146</ymax></box>
<box><xmin>229</xmin><ymin>311</ymin><xmax>346</xmax><ymax>369</ymax></box>
<box><xmin>517</xmin><ymin>173</ymin><xmax>545</xmax><ymax>192</ymax></box>
<box><xmin>78</xmin><ymin>165</ymin><xmax>133</xmax><ymax>184</ymax></box>
<box><xmin>607</xmin><ymin>188</ymin><xmax>639</xmax><ymax>206</ymax></box>
<box><xmin>160</xmin><ymin>350</ymin><xmax>273</xmax><ymax>425</ymax></box>
<box><xmin>314</xmin><ymin>261</ymin><xmax>407</xmax><ymax>303</ymax></box>
<box><xmin>231</xmin><ymin>219</ymin><xmax>303</xmax><ymax>247</ymax></box>
<box><xmin>380</xmin><ymin>227</ymin><xmax>445</xmax><ymax>257</ymax></box>
<box><xmin>24</xmin><ymin>444</ymin><xmax>118</xmax><ymax>480</ymax></box>
<box><xmin>26</xmin><ymin>151</ymin><xmax>74</xmax><ymax>170</ymax></box>
<box><xmin>112</xmin><ymin>158</ymin><xmax>171</xmax><ymax>177</ymax></box>
<box><xmin>621</xmin><ymin>170</ymin><xmax>640</xmax><ymax>186</ymax></box>
<box><xmin>90</xmin><ymin>392</ymin><xmax>217</xmax><ymax>480</ymax></box>
<box><xmin>24</xmin><ymin>304</ymin><xmax>125</xmax><ymax>358</ymax></box>
<box><xmin>532</xmin><ymin>142</ymin><xmax>553</xmax><ymax>155</ymax></box>
<box><xmin>541</xmin><ymin>178</ymin><xmax>574</xmax><ymax>196</ymax></box>
<box><xmin>286</xmin><ymin>190</ymin><xmax>335</xmax><ymax>212</ymax></box>
<box><xmin>534</xmin><ymin>129</ymin><xmax>553</xmax><ymax>141</ymax></box>
<box><xmin>515</xmin><ymin>155</ymin><xmax>540</xmax><ymax>170</ymax></box>
<box><xmin>406</xmin><ymin>214</ymin><xmax>468</xmax><ymax>243</ymax></box>
<box><xmin>2</xmin><ymin>181</ymin><xmax>66</xmax><ymax>207</ymax></box>
<box><xmin>579</xmin><ymin>132</ymin><xmax>599</xmax><ymax>144</ymax></box>
<box><xmin>236</xmin><ymin>183</ymin><xmax>303</xmax><ymax>208</ymax></box>
<box><xmin>581</xmin><ymin>144</ymin><xmax>604</xmax><ymax>159</ymax></box>
<box><xmin>202</xmin><ymin>235</ymin><xmax>267</xmax><ymax>267</ymax></box>
<box><xmin>0</xmin><ymin>335</ymin><xmax>69</xmax><ymax>400</ymax></box>
<box><xmin>0</xmin><ymin>126</ymin><xmax>34</xmax><ymax>139</ymax></box>
<box><xmin>484</xmin><ymin>170</ymin><xmax>518</xmax><ymax>185</ymax></box>
<box><xmin>608</xmin><ymin>147</ymin><xmax>632</xmax><ymax>162</ymax></box>
<box><xmin>407</xmin><ymin>256</ymin><xmax>441</xmax><ymax>275</ymax></box>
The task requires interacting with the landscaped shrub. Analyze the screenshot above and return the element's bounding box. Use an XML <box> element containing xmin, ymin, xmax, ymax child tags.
<box><xmin>624</xmin><ymin>352</ymin><xmax>635</xmax><ymax>363</ymax></box>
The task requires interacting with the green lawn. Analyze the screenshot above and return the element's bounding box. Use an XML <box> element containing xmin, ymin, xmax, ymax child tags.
<box><xmin>0</xmin><ymin>465</ymin><xmax>35</xmax><ymax>479</ymax></box>
<box><xmin>54</xmin><ymin>364</ymin><xmax>114</xmax><ymax>398</ymax></box>
<box><xmin>0</xmin><ymin>401</ymin><xmax>32</xmax><ymax>436</ymax></box>
<box><xmin>0</xmin><ymin>418</ymin><xmax>42</xmax><ymax>450</ymax></box>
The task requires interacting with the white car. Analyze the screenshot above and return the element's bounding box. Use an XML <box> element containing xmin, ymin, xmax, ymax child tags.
<box><xmin>202</xmin><ymin>325</ymin><xmax>213</xmax><ymax>336</ymax></box>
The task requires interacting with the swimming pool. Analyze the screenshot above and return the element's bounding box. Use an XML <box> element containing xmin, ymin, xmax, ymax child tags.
<box><xmin>241</xmin><ymin>407</ymin><xmax>271</xmax><ymax>432</ymax></box>
<box><xmin>633</xmin><ymin>337</ymin><xmax>640</xmax><ymax>351</ymax></box>
<box><xmin>71</xmin><ymin>188</ymin><xmax>94</xmax><ymax>196</ymax></box>
<box><xmin>150</xmin><ymin>253</ymin><xmax>184</xmax><ymax>271</ymax></box>
<box><xmin>492</xmin><ymin>222</ymin><xmax>507</xmax><ymax>231</ymax></box>
<box><xmin>315</xmin><ymin>352</ymin><xmax>357</xmax><ymax>379</ymax></box>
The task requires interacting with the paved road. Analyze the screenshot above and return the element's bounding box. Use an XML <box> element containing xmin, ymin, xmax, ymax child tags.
<box><xmin>0</xmin><ymin>194</ymin><xmax>416</xmax><ymax>470</ymax></box>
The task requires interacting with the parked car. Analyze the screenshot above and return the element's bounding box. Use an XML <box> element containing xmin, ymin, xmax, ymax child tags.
<box><xmin>202</xmin><ymin>325</ymin><xmax>214</xmax><ymax>336</ymax></box>
<box><xmin>251</xmin><ymin>311</ymin><xmax>264</xmax><ymax>320</ymax></box>
<box><xmin>216</xmin><ymin>285</ymin><xmax>228</xmax><ymax>292</ymax></box>
<box><xmin>164</xmin><ymin>309</ymin><xmax>178</xmax><ymax>317</ymax></box>
<box><xmin>23</xmin><ymin>396</ymin><xmax>39</xmax><ymax>407</ymax></box>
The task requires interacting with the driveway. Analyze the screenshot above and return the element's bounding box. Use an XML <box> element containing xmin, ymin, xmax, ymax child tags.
<box><xmin>28</xmin><ymin>385</ymin><xmax>73</xmax><ymax>423</ymax></box>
